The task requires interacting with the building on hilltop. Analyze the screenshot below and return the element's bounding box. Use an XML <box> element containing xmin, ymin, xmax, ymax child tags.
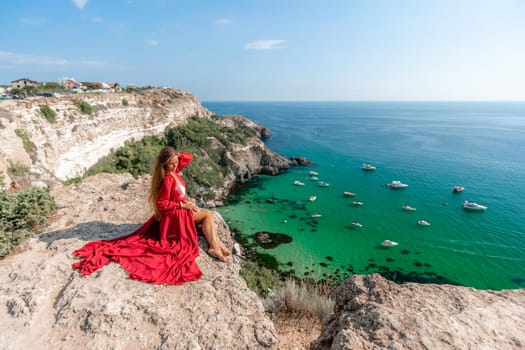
<box><xmin>61</xmin><ymin>78</ymin><xmax>84</xmax><ymax>90</ymax></box>
<box><xmin>108</xmin><ymin>82</ymin><xmax>121</xmax><ymax>92</ymax></box>
<box><xmin>11</xmin><ymin>78</ymin><xmax>39</xmax><ymax>89</ymax></box>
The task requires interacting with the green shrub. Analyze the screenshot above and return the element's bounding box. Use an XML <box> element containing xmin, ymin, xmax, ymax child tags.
<box><xmin>84</xmin><ymin>115</ymin><xmax>254</xmax><ymax>201</ymax></box>
<box><xmin>85</xmin><ymin>135</ymin><xmax>165</xmax><ymax>178</ymax></box>
<box><xmin>8</xmin><ymin>162</ymin><xmax>29</xmax><ymax>176</ymax></box>
<box><xmin>63</xmin><ymin>176</ymin><xmax>82</xmax><ymax>185</ymax></box>
<box><xmin>122</xmin><ymin>98</ymin><xmax>129</xmax><ymax>106</ymax></box>
<box><xmin>40</xmin><ymin>105</ymin><xmax>57</xmax><ymax>123</ymax></box>
<box><xmin>240</xmin><ymin>261</ymin><xmax>281</xmax><ymax>298</ymax></box>
<box><xmin>0</xmin><ymin>187</ymin><xmax>55</xmax><ymax>258</ymax></box>
<box><xmin>15</xmin><ymin>129</ymin><xmax>37</xmax><ymax>155</ymax></box>
<box><xmin>74</xmin><ymin>100</ymin><xmax>93</xmax><ymax>115</ymax></box>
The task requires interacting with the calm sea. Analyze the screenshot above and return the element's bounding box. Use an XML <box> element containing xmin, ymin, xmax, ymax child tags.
<box><xmin>203</xmin><ymin>102</ymin><xmax>525</xmax><ymax>290</ymax></box>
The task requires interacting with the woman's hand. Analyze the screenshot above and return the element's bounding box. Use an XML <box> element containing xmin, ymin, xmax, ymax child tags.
<box><xmin>183</xmin><ymin>202</ymin><xmax>200</xmax><ymax>213</ymax></box>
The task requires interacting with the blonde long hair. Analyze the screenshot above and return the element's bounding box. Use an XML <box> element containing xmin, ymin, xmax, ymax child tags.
<box><xmin>149</xmin><ymin>146</ymin><xmax>178</xmax><ymax>219</ymax></box>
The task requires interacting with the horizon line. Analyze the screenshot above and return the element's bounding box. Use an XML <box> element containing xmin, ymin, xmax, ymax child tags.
<box><xmin>202</xmin><ymin>99</ymin><xmax>525</xmax><ymax>103</ymax></box>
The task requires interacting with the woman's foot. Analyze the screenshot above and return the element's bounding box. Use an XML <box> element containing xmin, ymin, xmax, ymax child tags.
<box><xmin>208</xmin><ymin>248</ymin><xmax>229</xmax><ymax>262</ymax></box>
<box><xmin>221</xmin><ymin>245</ymin><xmax>231</xmax><ymax>257</ymax></box>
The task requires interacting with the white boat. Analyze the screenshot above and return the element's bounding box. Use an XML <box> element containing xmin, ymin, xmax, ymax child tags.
<box><xmin>402</xmin><ymin>205</ymin><xmax>416</xmax><ymax>211</ymax></box>
<box><xmin>309</xmin><ymin>171</ymin><xmax>319</xmax><ymax>176</ymax></box>
<box><xmin>318</xmin><ymin>181</ymin><xmax>330</xmax><ymax>187</ymax></box>
<box><xmin>362</xmin><ymin>163</ymin><xmax>376</xmax><ymax>171</ymax></box>
<box><xmin>309</xmin><ymin>195</ymin><xmax>317</xmax><ymax>202</ymax></box>
<box><xmin>382</xmin><ymin>240</ymin><xmax>398</xmax><ymax>247</ymax></box>
<box><xmin>453</xmin><ymin>185</ymin><xmax>465</xmax><ymax>193</ymax></box>
<box><xmin>387</xmin><ymin>180</ymin><xmax>408</xmax><ymax>189</ymax></box>
<box><xmin>352</xmin><ymin>221</ymin><xmax>363</xmax><ymax>228</ymax></box>
<box><xmin>311</xmin><ymin>213</ymin><xmax>322</xmax><ymax>218</ymax></box>
<box><xmin>309</xmin><ymin>176</ymin><xmax>319</xmax><ymax>181</ymax></box>
<box><xmin>351</xmin><ymin>201</ymin><xmax>363</xmax><ymax>206</ymax></box>
<box><xmin>417</xmin><ymin>220</ymin><xmax>431</xmax><ymax>226</ymax></box>
<box><xmin>343</xmin><ymin>191</ymin><xmax>356</xmax><ymax>197</ymax></box>
<box><xmin>463</xmin><ymin>200</ymin><xmax>487</xmax><ymax>211</ymax></box>
<box><xmin>294</xmin><ymin>180</ymin><xmax>305</xmax><ymax>186</ymax></box>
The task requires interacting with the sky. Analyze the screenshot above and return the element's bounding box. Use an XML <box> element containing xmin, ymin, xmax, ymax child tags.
<box><xmin>1</xmin><ymin>0</ymin><xmax>524</xmax><ymax>101</ymax></box>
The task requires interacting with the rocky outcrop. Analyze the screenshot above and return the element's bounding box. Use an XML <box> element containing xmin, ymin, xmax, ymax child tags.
<box><xmin>0</xmin><ymin>90</ymin><xmax>292</xmax><ymax>204</ymax></box>
<box><xmin>0</xmin><ymin>89</ymin><xmax>211</xmax><ymax>187</ymax></box>
<box><xmin>0</xmin><ymin>173</ymin><xmax>277</xmax><ymax>349</ymax></box>
<box><xmin>313</xmin><ymin>274</ymin><xmax>525</xmax><ymax>350</ymax></box>
<box><xmin>205</xmin><ymin>114</ymin><xmax>290</xmax><ymax>203</ymax></box>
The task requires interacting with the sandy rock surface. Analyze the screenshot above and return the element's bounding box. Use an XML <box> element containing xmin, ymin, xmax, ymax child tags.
<box><xmin>313</xmin><ymin>274</ymin><xmax>525</xmax><ymax>350</ymax></box>
<box><xmin>0</xmin><ymin>173</ymin><xmax>277</xmax><ymax>350</ymax></box>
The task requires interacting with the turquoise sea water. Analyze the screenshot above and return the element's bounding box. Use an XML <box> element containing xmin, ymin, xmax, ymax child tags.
<box><xmin>204</xmin><ymin>102</ymin><xmax>525</xmax><ymax>290</ymax></box>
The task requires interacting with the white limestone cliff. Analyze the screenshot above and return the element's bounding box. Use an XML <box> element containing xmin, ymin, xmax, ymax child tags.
<box><xmin>0</xmin><ymin>89</ymin><xmax>211</xmax><ymax>187</ymax></box>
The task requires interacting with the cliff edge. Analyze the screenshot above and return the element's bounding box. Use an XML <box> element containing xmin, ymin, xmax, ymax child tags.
<box><xmin>0</xmin><ymin>173</ymin><xmax>277</xmax><ymax>349</ymax></box>
<box><xmin>313</xmin><ymin>274</ymin><xmax>525</xmax><ymax>350</ymax></box>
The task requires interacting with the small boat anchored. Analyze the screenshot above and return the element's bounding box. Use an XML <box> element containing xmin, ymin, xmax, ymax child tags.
<box><xmin>362</xmin><ymin>163</ymin><xmax>376</xmax><ymax>171</ymax></box>
<box><xmin>402</xmin><ymin>205</ymin><xmax>416</xmax><ymax>211</ymax></box>
<box><xmin>318</xmin><ymin>181</ymin><xmax>330</xmax><ymax>187</ymax></box>
<box><xmin>382</xmin><ymin>240</ymin><xmax>398</xmax><ymax>247</ymax></box>
<box><xmin>453</xmin><ymin>185</ymin><xmax>465</xmax><ymax>193</ymax></box>
<box><xmin>417</xmin><ymin>220</ymin><xmax>431</xmax><ymax>226</ymax></box>
<box><xmin>309</xmin><ymin>195</ymin><xmax>317</xmax><ymax>202</ymax></box>
<box><xmin>351</xmin><ymin>201</ymin><xmax>363</xmax><ymax>206</ymax></box>
<box><xmin>311</xmin><ymin>213</ymin><xmax>322</xmax><ymax>218</ymax></box>
<box><xmin>294</xmin><ymin>180</ymin><xmax>305</xmax><ymax>186</ymax></box>
<box><xmin>343</xmin><ymin>191</ymin><xmax>356</xmax><ymax>197</ymax></box>
<box><xmin>463</xmin><ymin>200</ymin><xmax>487</xmax><ymax>211</ymax></box>
<box><xmin>352</xmin><ymin>221</ymin><xmax>363</xmax><ymax>228</ymax></box>
<box><xmin>309</xmin><ymin>171</ymin><xmax>319</xmax><ymax>176</ymax></box>
<box><xmin>387</xmin><ymin>180</ymin><xmax>408</xmax><ymax>189</ymax></box>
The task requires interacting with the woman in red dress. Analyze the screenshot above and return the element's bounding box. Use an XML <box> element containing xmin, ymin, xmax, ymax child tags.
<box><xmin>72</xmin><ymin>146</ymin><xmax>230</xmax><ymax>285</ymax></box>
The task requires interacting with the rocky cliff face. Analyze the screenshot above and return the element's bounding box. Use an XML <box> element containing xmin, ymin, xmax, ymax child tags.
<box><xmin>0</xmin><ymin>89</ymin><xmax>289</xmax><ymax>194</ymax></box>
<box><xmin>0</xmin><ymin>173</ymin><xmax>277</xmax><ymax>349</ymax></box>
<box><xmin>313</xmin><ymin>274</ymin><xmax>525</xmax><ymax>350</ymax></box>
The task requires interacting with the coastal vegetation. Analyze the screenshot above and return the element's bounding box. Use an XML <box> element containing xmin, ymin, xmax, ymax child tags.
<box><xmin>74</xmin><ymin>99</ymin><xmax>94</xmax><ymax>115</ymax></box>
<box><xmin>40</xmin><ymin>104</ymin><xmax>57</xmax><ymax>123</ymax></box>
<box><xmin>8</xmin><ymin>162</ymin><xmax>29</xmax><ymax>177</ymax></box>
<box><xmin>15</xmin><ymin>129</ymin><xmax>37</xmax><ymax>161</ymax></box>
<box><xmin>0</xmin><ymin>175</ymin><xmax>56</xmax><ymax>258</ymax></box>
<box><xmin>264</xmin><ymin>278</ymin><xmax>334</xmax><ymax>321</ymax></box>
<box><xmin>231</xmin><ymin>225</ymin><xmax>334</xmax><ymax>322</ymax></box>
<box><xmin>84</xmin><ymin>115</ymin><xmax>254</xmax><ymax>201</ymax></box>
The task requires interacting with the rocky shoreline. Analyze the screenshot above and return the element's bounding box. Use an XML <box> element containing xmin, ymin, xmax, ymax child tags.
<box><xmin>1</xmin><ymin>89</ymin><xmax>524</xmax><ymax>349</ymax></box>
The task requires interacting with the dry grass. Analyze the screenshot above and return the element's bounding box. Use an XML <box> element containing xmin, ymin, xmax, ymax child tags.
<box><xmin>264</xmin><ymin>277</ymin><xmax>335</xmax><ymax>321</ymax></box>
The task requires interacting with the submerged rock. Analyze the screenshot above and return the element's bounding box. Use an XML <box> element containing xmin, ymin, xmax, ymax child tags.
<box><xmin>254</xmin><ymin>231</ymin><xmax>293</xmax><ymax>249</ymax></box>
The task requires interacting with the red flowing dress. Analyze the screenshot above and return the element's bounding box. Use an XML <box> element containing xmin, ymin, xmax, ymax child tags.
<box><xmin>72</xmin><ymin>152</ymin><xmax>203</xmax><ymax>285</ymax></box>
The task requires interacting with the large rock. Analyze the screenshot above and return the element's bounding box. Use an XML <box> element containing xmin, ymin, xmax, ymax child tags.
<box><xmin>0</xmin><ymin>173</ymin><xmax>277</xmax><ymax>349</ymax></box>
<box><xmin>312</xmin><ymin>274</ymin><xmax>525</xmax><ymax>350</ymax></box>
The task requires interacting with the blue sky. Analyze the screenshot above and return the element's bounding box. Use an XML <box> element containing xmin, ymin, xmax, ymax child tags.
<box><xmin>1</xmin><ymin>0</ymin><xmax>524</xmax><ymax>101</ymax></box>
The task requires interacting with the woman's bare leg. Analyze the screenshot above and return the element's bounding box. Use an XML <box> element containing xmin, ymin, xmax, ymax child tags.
<box><xmin>193</xmin><ymin>210</ymin><xmax>230</xmax><ymax>262</ymax></box>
